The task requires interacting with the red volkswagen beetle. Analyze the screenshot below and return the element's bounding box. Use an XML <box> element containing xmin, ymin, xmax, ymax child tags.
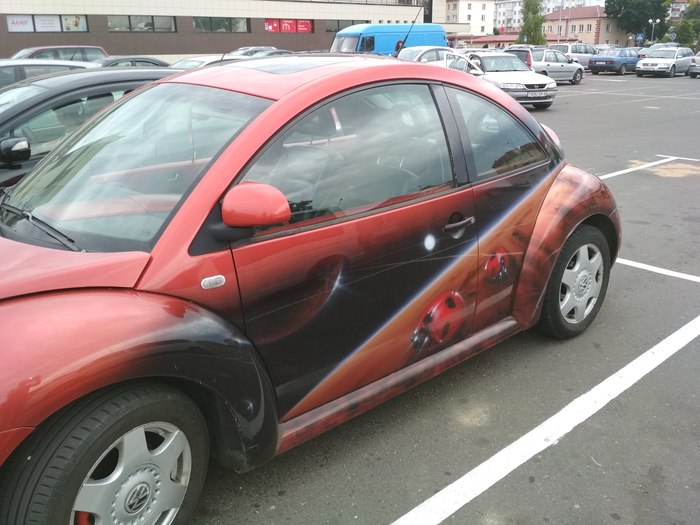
<box><xmin>0</xmin><ymin>55</ymin><xmax>620</xmax><ymax>524</ymax></box>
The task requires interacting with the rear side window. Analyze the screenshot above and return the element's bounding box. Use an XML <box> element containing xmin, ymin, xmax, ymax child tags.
<box><xmin>32</xmin><ymin>50</ymin><xmax>58</xmax><ymax>59</ymax></box>
<box><xmin>56</xmin><ymin>48</ymin><xmax>83</xmax><ymax>60</ymax></box>
<box><xmin>447</xmin><ymin>87</ymin><xmax>548</xmax><ymax>181</ymax></box>
<box><xmin>84</xmin><ymin>48</ymin><xmax>107</xmax><ymax>61</ymax></box>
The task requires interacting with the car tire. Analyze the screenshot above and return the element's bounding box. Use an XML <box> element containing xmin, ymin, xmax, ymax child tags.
<box><xmin>667</xmin><ymin>65</ymin><xmax>676</xmax><ymax>77</ymax></box>
<box><xmin>691</xmin><ymin>72</ymin><xmax>698</xmax><ymax>78</ymax></box>
<box><xmin>532</xmin><ymin>102</ymin><xmax>553</xmax><ymax>109</ymax></box>
<box><xmin>591</xmin><ymin>70</ymin><xmax>599</xmax><ymax>75</ymax></box>
<box><xmin>536</xmin><ymin>225</ymin><xmax>611</xmax><ymax>339</ymax></box>
<box><xmin>0</xmin><ymin>382</ymin><xmax>209</xmax><ymax>525</ymax></box>
<box><xmin>636</xmin><ymin>72</ymin><xmax>643</xmax><ymax>77</ymax></box>
<box><xmin>571</xmin><ymin>70</ymin><xmax>583</xmax><ymax>84</ymax></box>
<box><xmin>617</xmin><ymin>64</ymin><xmax>627</xmax><ymax>75</ymax></box>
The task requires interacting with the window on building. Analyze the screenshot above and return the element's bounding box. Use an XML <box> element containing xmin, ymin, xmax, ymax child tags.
<box><xmin>468</xmin><ymin>3</ymin><xmax>472</xmax><ymax>9</ymax></box>
<box><xmin>481</xmin><ymin>15</ymin><xmax>485</xmax><ymax>21</ymax></box>
<box><xmin>586</xmin><ymin>23</ymin><xmax>592</xmax><ymax>32</ymax></box>
<box><xmin>579</xmin><ymin>24</ymin><xmax>584</xmax><ymax>32</ymax></box>
<box><xmin>108</xmin><ymin>15</ymin><xmax>175</xmax><ymax>32</ymax></box>
<box><xmin>467</xmin><ymin>15</ymin><xmax>472</xmax><ymax>21</ymax></box>
<box><xmin>193</xmin><ymin>17</ymin><xmax>249</xmax><ymax>33</ymax></box>
<box><xmin>482</xmin><ymin>4</ymin><xmax>486</xmax><ymax>9</ymax></box>
<box><xmin>606</xmin><ymin>23</ymin><xmax>611</xmax><ymax>31</ymax></box>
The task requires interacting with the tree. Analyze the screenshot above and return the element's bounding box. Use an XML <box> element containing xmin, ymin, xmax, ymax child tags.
<box><xmin>605</xmin><ymin>0</ymin><xmax>671</xmax><ymax>39</ymax></box>
<box><xmin>518</xmin><ymin>0</ymin><xmax>547</xmax><ymax>45</ymax></box>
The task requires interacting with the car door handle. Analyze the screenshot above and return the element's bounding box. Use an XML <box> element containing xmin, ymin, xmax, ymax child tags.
<box><xmin>443</xmin><ymin>216</ymin><xmax>475</xmax><ymax>232</ymax></box>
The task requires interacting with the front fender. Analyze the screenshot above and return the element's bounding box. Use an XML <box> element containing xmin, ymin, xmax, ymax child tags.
<box><xmin>0</xmin><ymin>289</ymin><xmax>278</xmax><ymax>470</ymax></box>
<box><xmin>512</xmin><ymin>165</ymin><xmax>620</xmax><ymax>328</ymax></box>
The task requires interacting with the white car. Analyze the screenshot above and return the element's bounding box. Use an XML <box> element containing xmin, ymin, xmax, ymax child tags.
<box><xmin>398</xmin><ymin>46</ymin><xmax>484</xmax><ymax>75</ymax></box>
<box><xmin>689</xmin><ymin>50</ymin><xmax>700</xmax><ymax>79</ymax></box>
<box><xmin>465</xmin><ymin>51</ymin><xmax>558</xmax><ymax>109</ymax></box>
<box><xmin>636</xmin><ymin>47</ymin><xmax>695</xmax><ymax>77</ymax></box>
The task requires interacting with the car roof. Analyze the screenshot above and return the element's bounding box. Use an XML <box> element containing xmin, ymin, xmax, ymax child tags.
<box><xmin>0</xmin><ymin>59</ymin><xmax>99</xmax><ymax>68</ymax></box>
<box><xmin>157</xmin><ymin>54</ymin><xmax>495</xmax><ymax>102</ymax></box>
<box><xmin>0</xmin><ymin>67</ymin><xmax>180</xmax><ymax>92</ymax></box>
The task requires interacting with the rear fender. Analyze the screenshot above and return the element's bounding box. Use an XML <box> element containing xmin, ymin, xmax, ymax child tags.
<box><xmin>0</xmin><ymin>289</ymin><xmax>278</xmax><ymax>471</ymax></box>
<box><xmin>512</xmin><ymin>165</ymin><xmax>620</xmax><ymax>329</ymax></box>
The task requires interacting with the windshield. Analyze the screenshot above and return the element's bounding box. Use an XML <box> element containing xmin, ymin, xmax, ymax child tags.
<box><xmin>330</xmin><ymin>35</ymin><xmax>359</xmax><ymax>53</ymax></box>
<box><xmin>0</xmin><ymin>83</ymin><xmax>271</xmax><ymax>252</ymax></box>
<box><xmin>478</xmin><ymin>55</ymin><xmax>531</xmax><ymax>72</ymax></box>
<box><xmin>649</xmin><ymin>50</ymin><xmax>677</xmax><ymax>59</ymax></box>
<box><xmin>0</xmin><ymin>85</ymin><xmax>46</xmax><ymax>110</ymax></box>
<box><xmin>397</xmin><ymin>48</ymin><xmax>424</xmax><ymax>61</ymax></box>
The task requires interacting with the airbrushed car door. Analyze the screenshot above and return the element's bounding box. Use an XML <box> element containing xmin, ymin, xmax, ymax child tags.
<box><xmin>231</xmin><ymin>83</ymin><xmax>479</xmax><ymax>419</ymax></box>
<box><xmin>446</xmin><ymin>86</ymin><xmax>554</xmax><ymax>332</ymax></box>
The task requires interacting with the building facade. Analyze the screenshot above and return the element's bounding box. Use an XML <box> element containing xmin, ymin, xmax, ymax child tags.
<box><xmin>1</xmin><ymin>0</ymin><xmax>446</xmax><ymax>58</ymax></box>
<box><xmin>544</xmin><ymin>6</ymin><xmax>629</xmax><ymax>46</ymax></box>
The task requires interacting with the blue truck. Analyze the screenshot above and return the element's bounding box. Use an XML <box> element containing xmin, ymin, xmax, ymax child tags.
<box><xmin>330</xmin><ymin>23</ymin><xmax>447</xmax><ymax>56</ymax></box>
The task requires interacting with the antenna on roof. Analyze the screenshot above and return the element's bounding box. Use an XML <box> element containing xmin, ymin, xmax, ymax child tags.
<box><xmin>394</xmin><ymin>7</ymin><xmax>423</xmax><ymax>57</ymax></box>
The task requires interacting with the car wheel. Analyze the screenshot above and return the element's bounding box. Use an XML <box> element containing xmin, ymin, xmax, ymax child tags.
<box><xmin>691</xmin><ymin>72</ymin><xmax>698</xmax><ymax>78</ymax></box>
<box><xmin>537</xmin><ymin>225</ymin><xmax>611</xmax><ymax>339</ymax></box>
<box><xmin>532</xmin><ymin>102</ymin><xmax>553</xmax><ymax>109</ymax></box>
<box><xmin>636</xmin><ymin>72</ymin><xmax>643</xmax><ymax>77</ymax></box>
<box><xmin>591</xmin><ymin>70</ymin><xmax>599</xmax><ymax>75</ymax></box>
<box><xmin>667</xmin><ymin>65</ymin><xmax>676</xmax><ymax>77</ymax></box>
<box><xmin>571</xmin><ymin>70</ymin><xmax>583</xmax><ymax>84</ymax></box>
<box><xmin>617</xmin><ymin>64</ymin><xmax>627</xmax><ymax>75</ymax></box>
<box><xmin>0</xmin><ymin>382</ymin><xmax>208</xmax><ymax>525</ymax></box>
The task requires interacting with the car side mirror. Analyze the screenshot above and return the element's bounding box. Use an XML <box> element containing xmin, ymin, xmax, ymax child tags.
<box><xmin>0</xmin><ymin>137</ymin><xmax>31</xmax><ymax>167</ymax></box>
<box><xmin>221</xmin><ymin>182</ymin><xmax>291</xmax><ymax>227</ymax></box>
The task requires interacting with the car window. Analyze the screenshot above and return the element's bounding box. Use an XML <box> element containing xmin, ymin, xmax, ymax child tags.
<box><xmin>56</xmin><ymin>48</ymin><xmax>83</xmax><ymax>60</ymax></box>
<box><xmin>32</xmin><ymin>50</ymin><xmax>58</xmax><ymax>59</ymax></box>
<box><xmin>0</xmin><ymin>66</ymin><xmax>18</xmax><ymax>88</ymax></box>
<box><xmin>12</xmin><ymin>93</ymin><xmax>120</xmax><ymax>156</ymax></box>
<box><xmin>531</xmin><ymin>49</ymin><xmax>544</xmax><ymax>61</ymax></box>
<box><xmin>84</xmin><ymin>48</ymin><xmax>106</xmax><ymax>61</ymax></box>
<box><xmin>22</xmin><ymin>64</ymin><xmax>73</xmax><ymax>79</ymax></box>
<box><xmin>447</xmin><ymin>87</ymin><xmax>548</xmax><ymax>180</ymax></box>
<box><xmin>544</xmin><ymin>50</ymin><xmax>556</xmax><ymax>62</ymax></box>
<box><xmin>240</xmin><ymin>84</ymin><xmax>454</xmax><ymax>226</ymax></box>
<box><xmin>554</xmin><ymin>51</ymin><xmax>570</xmax><ymax>63</ymax></box>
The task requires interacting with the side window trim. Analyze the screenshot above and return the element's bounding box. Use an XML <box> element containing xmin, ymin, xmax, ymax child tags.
<box><xmin>443</xmin><ymin>85</ymin><xmax>551</xmax><ymax>183</ymax></box>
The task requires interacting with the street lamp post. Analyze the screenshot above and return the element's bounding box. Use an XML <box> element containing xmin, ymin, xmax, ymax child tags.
<box><xmin>648</xmin><ymin>18</ymin><xmax>660</xmax><ymax>42</ymax></box>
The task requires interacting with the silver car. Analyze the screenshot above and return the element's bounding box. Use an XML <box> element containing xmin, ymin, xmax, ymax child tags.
<box><xmin>636</xmin><ymin>47</ymin><xmax>695</xmax><ymax>77</ymax></box>
<box><xmin>466</xmin><ymin>51</ymin><xmax>557</xmax><ymax>109</ymax></box>
<box><xmin>689</xmin><ymin>50</ymin><xmax>700</xmax><ymax>79</ymax></box>
<box><xmin>507</xmin><ymin>47</ymin><xmax>584</xmax><ymax>84</ymax></box>
<box><xmin>548</xmin><ymin>43</ymin><xmax>598</xmax><ymax>69</ymax></box>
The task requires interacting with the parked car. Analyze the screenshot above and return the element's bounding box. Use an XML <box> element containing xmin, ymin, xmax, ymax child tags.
<box><xmin>0</xmin><ymin>58</ymin><xmax>99</xmax><ymax>88</ymax></box>
<box><xmin>94</xmin><ymin>56</ymin><xmax>170</xmax><ymax>67</ymax></box>
<box><xmin>0</xmin><ymin>67</ymin><xmax>179</xmax><ymax>186</ymax></box>
<box><xmin>548</xmin><ymin>42</ymin><xmax>598</xmax><ymax>69</ymax></box>
<box><xmin>636</xmin><ymin>47</ymin><xmax>695</xmax><ymax>77</ymax></box>
<box><xmin>588</xmin><ymin>48</ymin><xmax>641</xmax><ymax>75</ymax></box>
<box><xmin>506</xmin><ymin>46</ymin><xmax>584</xmax><ymax>84</ymax></box>
<box><xmin>0</xmin><ymin>54</ymin><xmax>620</xmax><ymax>524</ymax></box>
<box><xmin>465</xmin><ymin>51</ymin><xmax>558</xmax><ymax>109</ymax></box>
<box><xmin>689</xmin><ymin>50</ymin><xmax>700</xmax><ymax>78</ymax></box>
<box><xmin>398</xmin><ymin>45</ymin><xmax>484</xmax><ymax>75</ymax></box>
<box><xmin>638</xmin><ymin>42</ymin><xmax>680</xmax><ymax>58</ymax></box>
<box><xmin>10</xmin><ymin>45</ymin><xmax>108</xmax><ymax>62</ymax></box>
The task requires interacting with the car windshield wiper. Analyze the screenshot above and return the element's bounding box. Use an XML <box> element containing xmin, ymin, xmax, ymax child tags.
<box><xmin>0</xmin><ymin>198</ymin><xmax>82</xmax><ymax>251</ymax></box>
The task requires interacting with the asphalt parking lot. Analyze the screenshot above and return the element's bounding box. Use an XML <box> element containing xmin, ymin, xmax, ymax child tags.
<box><xmin>192</xmin><ymin>73</ymin><xmax>700</xmax><ymax>525</ymax></box>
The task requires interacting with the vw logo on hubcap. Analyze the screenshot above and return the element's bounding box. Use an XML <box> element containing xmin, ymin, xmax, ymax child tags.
<box><xmin>578</xmin><ymin>275</ymin><xmax>590</xmax><ymax>294</ymax></box>
<box><xmin>125</xmin><ymin>482</ymin><xmax>151</xmax><ymax>514</ymax></box>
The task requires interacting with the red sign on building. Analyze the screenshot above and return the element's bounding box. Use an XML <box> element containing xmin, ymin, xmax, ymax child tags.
<box><xmin>280</xmin><ymin>19</ymin><xmax>297</xmax><ymax>33</ymax></box>
<box><xmin>264</xmin><ymin>19</ymin><xmax>280</xmax><ymax>32</ymax></box>
<box><xmin>297</xmin><ymin>20</ymin><xmax>313</xmax><ymax>33</ymax></box>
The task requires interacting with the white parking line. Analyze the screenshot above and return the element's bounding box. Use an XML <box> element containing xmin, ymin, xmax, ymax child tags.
<box><xmin>617</xmin><ymin>258</ymin><xmax>700</xmax><ymax>283</ymax></box>
<box><xmin>391</xmin><ymin>314</ymin><xmax>700</xmax><ymax>525</ymax></box>
<box><xmin>599</xmin><ymin>155</ymin><xmax>699</xmax><ymax>179</ymax></box>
